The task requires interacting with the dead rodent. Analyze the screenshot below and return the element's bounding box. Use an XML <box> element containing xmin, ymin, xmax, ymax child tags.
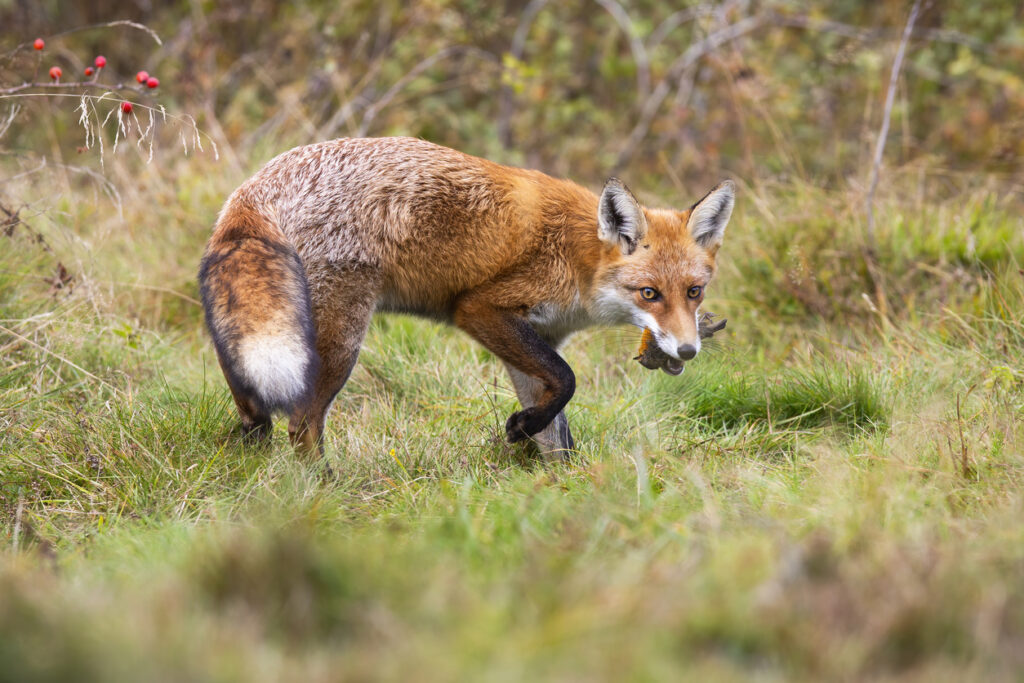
<box><xmin>634</xmin><ymin>311</ymin><xmax>727</xmax><ymax>375</ymax></box>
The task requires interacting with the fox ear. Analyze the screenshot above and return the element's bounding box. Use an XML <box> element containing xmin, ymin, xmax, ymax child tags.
<box><xmin>598</xmin><ymin>178</ymin><xmax>647</xmax><ymax>255</ymax></box>
<box><xmin>687</xmin><ymin>180</ymin><xmax>735</xmax><ymax>252</ymax></box>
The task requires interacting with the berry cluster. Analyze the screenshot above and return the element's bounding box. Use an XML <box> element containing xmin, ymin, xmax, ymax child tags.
<box><xmin>32</xmin><ymin>37</ymin><xmax>160</xmax><ymax>114</ymax></box>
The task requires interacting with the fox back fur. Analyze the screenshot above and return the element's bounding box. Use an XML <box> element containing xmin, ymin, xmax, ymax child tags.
<box><xmin>199</xmin><ymin>137</ymin><xmax>734</xmax><ymax>458</ymax></box>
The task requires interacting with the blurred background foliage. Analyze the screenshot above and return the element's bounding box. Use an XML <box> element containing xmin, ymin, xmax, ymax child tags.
<box><xmin>2</xmin><ymin>5</ymin><xmax>1024</xmax><ymax>679</ymax></box>
<box><xmin>3</xmin><ymin>0</ymin><xmax>1023</xmax><ymax>184</ymax></box>
<box><xmin>2</xmin><ymin>0</ymin><xmax>1022</xmax><ymax>329</ymax></box>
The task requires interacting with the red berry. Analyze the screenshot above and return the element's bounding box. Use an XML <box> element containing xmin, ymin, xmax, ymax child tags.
<box><xmin>136</xmin><ymin>70</ymin><xmax>149</xmax><ymax>84</ymax></box>
<box><xmin>49</xmin><ymin>66</ymin><xmax>62</xmax><ymax>81</ymax></box>
<box><xmin>145</xmin><ymin>77</ymin><xmax>159</xmax><ymax>89</ymax></box>
<box><xmin>85</xmin><ymin>66</ymin><xmax>94</xmax><ymax>76</ymax></box>
<box><xmin>94</xmin><ymin>55</ymin><xmax>106</xmax><ymax>68</ymax></box>
<box><xmin>33</xmin><ymin>38</ymin><xmax>44</xmax><ymax>51</ymax></box>
<box><xmin>121</xmin><ymin>101</ymin><xmax>133</xmax><ymax>114</ymax></box>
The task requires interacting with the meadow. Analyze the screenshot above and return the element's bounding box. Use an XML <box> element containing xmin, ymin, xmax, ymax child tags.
<box><xmin>2</xmin><ymin>2</ymin><xmax>1023</xmax><ymax>680</ymax></box>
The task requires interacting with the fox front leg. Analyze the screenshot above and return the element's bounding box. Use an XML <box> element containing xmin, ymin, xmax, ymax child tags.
<box><xmin>454</xmin><ymin>296</ymin><xmax>576</xmax><ymax>448</ymax></box>
<box><xmin>504</xmin><ymin>363</ymin><xmax>574</xmax><ymax>460</ymax></box>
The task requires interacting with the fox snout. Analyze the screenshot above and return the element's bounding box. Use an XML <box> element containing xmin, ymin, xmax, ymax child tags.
<box><xmin>651</xmin><ymin>313</ymin><xmax>702</xmax><ymax>361</ymax></box>
<box><xmin>654</xmin><ymin>333</ymin><xmax>699</xmax><ymax>361</ymax></box>
<box><xmin>656</xmin><ymin>333</ymin><xmax>697</xmax><ymax>376</ymax></box>
<box><xmin>677</xmin><ymin>343</ymin><xmax>698</xmax><ymax>360</ymax></box>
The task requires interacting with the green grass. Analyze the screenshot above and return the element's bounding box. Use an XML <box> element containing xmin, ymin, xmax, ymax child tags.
<box><xmin>2</xmin><ymin>155</ymin><xmax>1024</xmax><ymax>681</ymax></box>
<box><xmin>656</xmin><ymin>355</ymin><xmax>891</xmax><ymax>433</ymax></box>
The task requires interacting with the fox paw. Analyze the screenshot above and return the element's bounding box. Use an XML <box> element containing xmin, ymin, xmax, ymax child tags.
<box><xmin>532</xmin><ymin>412</ymin><xmax>575</xmax><ymax>459</ymax></box>
<box><xmin>239</xmin><ymin>417</ymin><xmax>273</xmax><ymax>444</ymax></box>
<box><xmin>505</xmin><ymin>408</ymin><xmax>548</xmax><ymax>443</ymax></box>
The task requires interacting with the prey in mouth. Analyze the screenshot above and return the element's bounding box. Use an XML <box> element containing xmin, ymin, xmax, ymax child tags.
<box><xmin>634</xmin><ymin>311</ymin><xmax>728</xmax><ymax>375</ymax></box>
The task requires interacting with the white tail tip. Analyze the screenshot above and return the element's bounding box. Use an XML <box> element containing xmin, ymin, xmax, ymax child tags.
<box><xmin>236</xmin><ymin>333</ymin><xmax>311</xmax><ymax>408</ymax></box>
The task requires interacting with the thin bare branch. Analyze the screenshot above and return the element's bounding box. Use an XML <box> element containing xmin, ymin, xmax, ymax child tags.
<box><xmin>772</xmin><ymin>11</ymin><xmax>980</xmax><ymax>50</ymax></box>
<box><xmin>316</xmin><ymin>61</ymin><xmax>386</xmax><ymax>140</ymax></box>
<box><xmin>866</xmin><ymin>0</ymin><xmax>922</xmax><ymax>248</ymax></box>
<box><xmin>1</xmin><ymin>20</ymin><xmax>162</xmax><ymax>61</ymax></box>
<box><xmin>647</xmin><ymin>5</ymin><xmax>715</xmax><ymax>50</ymax></box>
<box><xmin>0</xmin><ymin>104</ymin><xmax>19</xmax><ymax>140</ymax></box>
<box><xmin>0</xmin><ymin>160</ymin><xmax>48</xmax><ymax>189</ymax></box>
<box><xmin>863</xmin><ymin>0</ymin><xmax>922</xmax><ymax>319</ymax></box>
<box><xmin>594</xmin><ymin>0</ymin><xmax>650</xmax><ymax>100</ymax></box>
<box><xmin>318</xmin><ymin>17</ymin><xmax>417</xmax><ymax>140</ymax></box>
<box><xmin>613</xmin><ymin>14</ymin><xmax>764</xmax><ymax>174</ymax></box>
<box><xmin>356</xmin><ymin>46</ymin><xmax>499</xmax><ymax>137</ymax></box>
<box><xmin>497</xmin><ymin>0</ymin><xmax>553</xmax><ymax>149</ymax></box>
<box><xmin>499</xmin><ymin>0</ymin><xmax>657</xmax><ymax>149</ymax></box>
<box><xmin>0</xmin><ymin>81</ymin><xmax>143</xmax><ymax>97</ymax></box>
<box><xmin>50</xmin><ymin>20</ymin><xmax>163</xmax><ymax>46</ymax></box>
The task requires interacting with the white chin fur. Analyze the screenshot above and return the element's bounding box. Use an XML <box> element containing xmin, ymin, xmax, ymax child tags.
<box><xmin>654</xmin><ymin>331</ymin><xmax>680</xmax><ymax>359</ymax></box>
<box><xmin>237</xmin><ymin>333</ymin><xmax>310</xmax><ymax>406</ymax></box>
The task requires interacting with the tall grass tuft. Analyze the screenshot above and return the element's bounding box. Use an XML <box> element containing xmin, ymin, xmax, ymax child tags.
<box><xmin>654</xmin><ymin>355</ymin><xmax>891</xmax><ymax>436</ymax></box>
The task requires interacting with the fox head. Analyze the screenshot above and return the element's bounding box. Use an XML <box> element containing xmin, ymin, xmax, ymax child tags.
<box><xmin>591</xmin><ymin>178</ymin><xmax>735</xmax><ymax>369</ymax></box>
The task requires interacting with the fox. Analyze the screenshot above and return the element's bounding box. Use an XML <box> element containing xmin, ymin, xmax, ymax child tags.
<box><xmin>199</xmin><ymin>137</ymin><xmax>734</xmax><ymax>460</ymax></box>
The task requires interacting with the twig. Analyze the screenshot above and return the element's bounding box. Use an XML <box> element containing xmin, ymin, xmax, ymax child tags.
<box><xmin>316</xmin><ymin>20</ymin><xmax>406</xmax><ymax>140</ymax></box>
<box><xmin>863</xmin><ymin>0</ymin><xmax>922</xmax><ymax>317</ymax></box>
<box><xmin>613</xmin><ymin>6</ymin><xmax>969</xmax><ymax>173</ymax></box>
<box><xmin>647</xmin><ymin>5</ymin><xmax>715</xmax><ymax>50</ymax></box>
<box><xmin>11</xmin><ymin>497</ymin><xmax>23</xmax><ymax>554</ymax></box>
<box><xmin>866</xmin><ymin>0</ymin><xmax>922</xmax><ymax>247</ymax></box>
<box><xmin>613</xmin><ymin>14</ymin><xmax>764</xmax><ymax>173</ymax></box>
<box><xmin>772</xmin><ymin>12</ymin><xmax>980</xmax><ymax>50</ymax></box>
<box><xmin>498</xmin><ymin>0</ymin><xmax>657</xmax><ymax>149</ymax></box>
<box><xmin>497</xmin><ymin>0</ymin><xmax>552</xmax><ymax>148</ymax></box>
<box><xmin>0</xmin><ymin>20</ymin><xmax>162</xmax><ymax>62</ymax></box>
<box><xmin>0</xmin><ymin>103</ymin><xmax>19</xmax><ymax>140</ymax></box>
<box><xmin>356</xmin><ymin>46</ymin><xmax>498</xmax><ymax>137</ymax></box>
<box><xmin>955</xmin><ymin>392</ymin><xmax>975</xmax><ymax>479</ymax></box>
<box><xmin>49</xmin><ymin>20</ymin><xmax>162</xmax><ymax>46</ymax></box>
<box><xmin>0</xmin><ymin>199</ymin><xmax>52</xmax><ymax>250</ymax></box>
<box><xmin>594</xmin><ymin>0</ymin><xmax>650</xmax><ymax>100</ymax></box>
<box><xmin>0</xmin><ymin>158</ymin><xmax>49</xmax><ymax>188</ymax></box>
<box><xmin>0</xmin><ymin>81</ymin><xmax>144</xmax><ymax>97</ymax></box>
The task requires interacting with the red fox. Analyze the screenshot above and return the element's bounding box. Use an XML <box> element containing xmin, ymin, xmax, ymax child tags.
<box><xmin>199</xmin><ymin>137</ymin><xmax>734</xmax><ymax>459</ymax></box>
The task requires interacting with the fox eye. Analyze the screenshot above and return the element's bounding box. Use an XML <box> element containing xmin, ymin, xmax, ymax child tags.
<box><xmin>687</xmin><ymin>285</ymin><xmax>703</xmax><ymax>299</ymax></box>
<box><xmin>640</xmin><ymin>287</ymin><xmax>660</xmax><ymax>301</ymax></box>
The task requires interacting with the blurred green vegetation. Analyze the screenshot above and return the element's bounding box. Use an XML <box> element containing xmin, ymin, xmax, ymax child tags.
<box><xmin>1</xmin><ymin>1</ymin><xmax>1024</xmax><ymax>681</ymax></box>
<box><xmin>3</xmin><ymin>1</ymin><xmax>1024</xmax><ymax>182</ymax></box>
<box><xmin>3</xmin><ymin>0</ymin><xmax>1021</xmax><ymax>324</ymax></box>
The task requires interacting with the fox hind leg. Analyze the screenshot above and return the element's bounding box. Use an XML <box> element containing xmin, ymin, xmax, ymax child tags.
<box><xmin>215</xmin><ymin>353</ymin><xmax>273</xmax><ymax>442</ymax></box>
<box><xmin>288</xmin><ymin>266</ymin><xmax>379</xmax><ymax>458</ymax></box>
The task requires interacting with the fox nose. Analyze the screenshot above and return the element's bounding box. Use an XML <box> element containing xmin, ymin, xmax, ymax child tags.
<box><xmin>677</xmin><ymin>344</ymin><xmax>697</xmax><ymax>360</ymax></box>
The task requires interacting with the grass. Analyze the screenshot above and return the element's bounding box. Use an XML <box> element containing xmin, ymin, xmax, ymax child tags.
<box><xmin>1</xmin><ymin>148</ymin><xmax>1023</xmax><ymax>681</ymax></box>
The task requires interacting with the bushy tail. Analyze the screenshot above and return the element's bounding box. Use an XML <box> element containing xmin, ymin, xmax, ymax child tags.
<box><xmin>198</xmin><ymin>200</ymin><xmax>319</xmax><ymax>417</ymax></box>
